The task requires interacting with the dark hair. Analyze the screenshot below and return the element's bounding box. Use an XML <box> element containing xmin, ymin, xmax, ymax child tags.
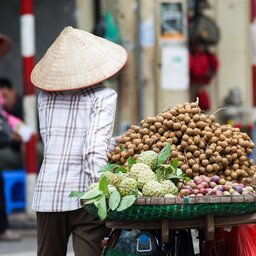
<box><xmin>0</xmin><ymin>78</ymin><xmax>13</xmax><ymax>89</ymax></box>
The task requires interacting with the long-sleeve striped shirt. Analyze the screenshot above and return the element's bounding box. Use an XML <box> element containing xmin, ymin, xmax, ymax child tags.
<box><xmin>32</xmin><ymin>85</ymin><xmax>117</xmax><ymax>212</ymax></box>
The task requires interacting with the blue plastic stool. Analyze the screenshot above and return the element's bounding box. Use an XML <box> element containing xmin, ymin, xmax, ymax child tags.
<box><xmin>1</xmin><ymin>169</ymin><xmax>26</xmax><ymax>216</ymax></box>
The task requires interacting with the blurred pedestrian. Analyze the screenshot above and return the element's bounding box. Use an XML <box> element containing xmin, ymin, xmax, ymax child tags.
<box><xmin>0</xmin><ymin>77</ymin><xmax>38</xmax><ymax>169</ymax></box>
<box><xmin>31</xmin><ymin>26</ymin><xmax>127</xmax><ymax>256</ymax></box>
<box><xmin>0</xmin><ymin>33</ymin><xmax>20</xmax><ymax>241</ymax></box>
<box><xmin>0</xmin><ymin>98</ymin><xmax>21</xmax><ymax>241</ymax></box>
<box><xmin>0</xmin><ymin>87</ymin><xmax>33</xmax><ymax>170</ymax></box>
<box><xmin>0</xmin><ymin>78</ymin><xmax>23</xmax><ymax>120</ymax></box>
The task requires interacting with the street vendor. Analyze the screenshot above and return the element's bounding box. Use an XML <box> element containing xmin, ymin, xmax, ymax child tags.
<box><xmin>30</xmin><ymin>26</ymin><xmax>127</xmax><ymax>256</ymax></box>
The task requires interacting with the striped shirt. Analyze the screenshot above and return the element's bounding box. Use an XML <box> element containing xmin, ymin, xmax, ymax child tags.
<box><xmin>32</xmin><ymin>85</ymin><xmax>117</xmax><ymax>212</ymax></box>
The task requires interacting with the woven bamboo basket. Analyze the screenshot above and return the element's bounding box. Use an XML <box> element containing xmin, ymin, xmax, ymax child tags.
<box><xmin>85</xmin><ymin>195</ymin><xmax>256</xmax><ymax>221</ymax></box>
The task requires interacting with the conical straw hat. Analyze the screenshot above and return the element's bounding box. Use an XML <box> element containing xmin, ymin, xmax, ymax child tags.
<box><xmin>31</xmin><ymin>26</ymin><xmax>128</xmax><ymax>91</ymax></box>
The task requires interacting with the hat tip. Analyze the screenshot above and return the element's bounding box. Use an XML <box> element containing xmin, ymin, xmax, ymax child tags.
<box><xmin>64</xmin><ymin>26</ymin><xmax>74</xmax><ymax>32</ymax></box>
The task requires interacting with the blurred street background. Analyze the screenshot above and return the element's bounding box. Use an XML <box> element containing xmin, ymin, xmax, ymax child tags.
<box><xmin>1</xmin><ymin>0</ymin><xmax>256</xmax><ymax>255</ymax></box>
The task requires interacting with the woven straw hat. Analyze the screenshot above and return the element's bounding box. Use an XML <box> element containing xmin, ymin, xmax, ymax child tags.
<box><xmin>31</xmin><ymin>26</ymin><xmax>127</xmax><ymax>91</ymax></box>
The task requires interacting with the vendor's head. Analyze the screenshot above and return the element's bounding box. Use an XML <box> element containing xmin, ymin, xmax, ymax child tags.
<box><xmin>31</xmin><ymin>26</ymin><xmax>127</xmax><ymax>91</ymax></box>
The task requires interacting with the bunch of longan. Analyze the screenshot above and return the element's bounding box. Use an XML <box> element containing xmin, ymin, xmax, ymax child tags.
<box><xmin>108</xmin><ymin>100</ymin><xmax>255</xmax><ymax>183</ymax></box>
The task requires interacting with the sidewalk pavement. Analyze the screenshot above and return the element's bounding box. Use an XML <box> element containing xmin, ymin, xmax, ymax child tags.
<box><xmin>0</xmin><ymin>212</ymin><xmax>73</xmax><ymax>256</ymax></box>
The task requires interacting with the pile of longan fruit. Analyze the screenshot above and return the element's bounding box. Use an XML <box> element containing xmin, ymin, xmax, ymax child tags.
<box><xmin>108</xmin><ymin>100</ymin><xmax>255</xmax><ymax>183</ymax></box>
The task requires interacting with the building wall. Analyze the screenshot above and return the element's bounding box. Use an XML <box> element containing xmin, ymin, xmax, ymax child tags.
<box><xmin>206</xmin><ymin>0</ymin><xmax>252</xmax><ymax>113</ymax></box>
<box><xmin>215</xmin><ymin>0</ymin><xmax>252</xmax><ymax>108</ymax></box>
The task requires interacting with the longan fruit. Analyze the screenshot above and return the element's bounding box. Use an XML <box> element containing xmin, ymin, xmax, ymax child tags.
<box><xmin>215</xmin><ymin>146</ymin><xmax>222</xmax><ymax>152</ymax></box>
<box><xmin>133</xmin><ymin>139</ymin><xmax>141</xmax><ymax>146</ymax></box>
<box><xmin>162</xmin><ymin>112</ymin><xmax>172</xmax><ymax>120</ymax></box>
<box><xmin>184</xmin><ymin>115</ymin><xmax>191</xmax><ymax>124</ymax></box>
<box><xmin>158</xmin><ymin>127</ymin><xmax>165</xmax><ymax>135</ymax></box>
<box><xmin>186</xmin><ymin>152</ymin><xmax>193</xmax><ymax>159</ymax></box>
<box><xmin>206</xmin><ymin>165</ymin><xmax>214</xmax><ymax>172</ymax></box>
<box><xmin>193</xmin><ymin>114</ymin><xmax>200</xmax><ymax>122</ymax></box>
<box><xmin>194</xmin><ymin>135</ymin><xmax>201</xmax><ymax>145</ymax></box>
<box><xmin>192</xmin><ymin>163</ymin><xmax>200</xmax><ymax>172</ymax></box>
<box><xmin>193</xmin><ymin>150</ymin><xmax>201</xmax><ymax>158</ymax></box>
<box><xmin>193</xmin><ymin>128</ymin><xmax>201</xmax><ymax>136</ymax></box>
<box><xmin>140</xmin><ymin>128</ymin><xmax>149</xmax><ymax>136</ymax></box>
<box><xmin>224</xmin><ymin>169</ymin><xmax>231</xmax><ymax>176</ymax></box>
<box><xmin>142</xmin><ymin>122</ymin><xmax>150</xmax><ymax>129</ymax></box>
<box><xmin>188</xmin><ymin>122</ymin><xmax>196</xmax><ymax>129</ymax></box>
<box><xmin>143</xmin><ymin>145</ymin><xmax>150</xmax><ymax>151</ymax></box>
<box><xmin>199</xmin><ymin>154</ymin><xmax>206</xmax><ymax>161</ymax></box>
<box><xmin>232</xmin><ymin>153</ymin><xmax>238</xmax><ymax>160</ymax></box>
<box><xmin>175</xmin><ymin>131</ymin><xmax>183</xmax><ymax>138</ymax></box>
<box><xmin>246</xmin><ymin>148</ymin><xmax>253</xmax><ymax>154</ymax></box>
<box><xmin>156</xmin><ymin>141</ymin><xmax>163</xmax><ymax>148</ymax></box>
<box><xmin>173</xmin><ymin>122</ymin><xmax>181</xmax><ymax>130</ymax></box>
<box><xmin>198</xmin><ymin>141</ymin><xmax>205</xmax><ymax>149</ymax></box>
<box><xmin>188</xmin><ymin>159</ymin><xmax>196</xmax><ymax>166</ymax></box>
<box><xmin>127</xmin><ymin>149</ymin><xmax>135</xmax><ymax>156</ymax></box>
<box><xmin>181</xmin><ymin>141</ymin><xmax>188</xmax><ymax>149</ymax></box>
<box><xmin>208</xmin><ymin>115</ymin><xmax>215</xmax><ymax>123</ymax></box>
<box><xmin>205</xmin><ymin>149</ymin><xmax>213</xmax><ymax>156</ymax></box>
<box><xmin>149</xmin><ymin>125</ymin><xmax>157</xmax><ymax>132</ymax></box>
<box><xmin>202</xmin><ymin>159</ymin><xmax>209</xmax><ymax>167</ymax></box>
<box><xmin>222</xmin><ymin>158</ymin><xmax>229</xmax><ymax>166</ymax></box>
<box><xmin>235</xmin><ymin>169</ymin><xmax>242</xmax><ymax>176</ymax></box>
<box><xmin>185</xmin><ymin>169</ymin><xmax>193</xmax><ymax>177</ymax></box>
<box><xmin>226</xmin><ymin>176</ymin><xmax>232</xmax><ymax>181</ymax></box>
<box><xmin>115</xmin><ymin>146</ymin><xmax>122</xmax><ymax>153</ymax></box>
<box><xmin>231</xmin><ymin>172</ymin><xmax>238</xmax><ymax>180</ymax></box>
<box><xmin>186</xmin><ymin>128</ymin><xmax>194</xmax><ymax>136</ymax></box>
<box><xmin>156</xmin><ymin>116</ymin><xmax>164</xmax><ymax>123</ymax></box>
<box><xmin>154</xmin><ymin>122</ymin><xmax>162</xmax><ymax>129</ymax></box>
<box><xmin>199</xmin><ymin>167</ymin><xmax>206</xmax><ymax>174</ymax></box>
<box><xmin>212</xmin><ymin>163</ymin><xmax>220</xmax><ymax>172</ymax></box>
<box><xmin>181</xmin><ymin>124</ymin><xmax>187</xmax><ymax>133</ymax></box>
<box><xmin>153</xmin><ymin>147</ymin><xmax>160</xmax><ymax>153</ymax></box>
<box><xmin>191</xmin><ymin>107</ymin><xmax>200</xmax><ymax>114</ymax></box>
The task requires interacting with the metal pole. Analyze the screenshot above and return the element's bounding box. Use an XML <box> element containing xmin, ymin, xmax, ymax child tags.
<box><xmin>135</xmin><ymin>0</ymin><xmax>143</xmax><ymax>122</ymax></box>
<box><xmin>20</xmin><ymin>0</ymin><xmax>37</xmax><ymax>215</ymax></box>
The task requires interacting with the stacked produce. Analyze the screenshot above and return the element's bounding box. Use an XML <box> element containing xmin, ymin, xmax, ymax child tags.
<box><xmin>108</xmin><ymin>100</ymin><xmax>256</xmax><ymax>184</ymax></box>
<box><xmin>70</xmin><ymin>100</ymin><xmax>256</xmax><ymax>220</ymax></box>
<box><xmin>102</xmin><ymin>148</ymin><xmax>180</xmax><ymax>198</ymax></box>
<box><xmin>70</xmin><ymin>145</ymin><xmax>187</xmax><ymax>220</ymax></box>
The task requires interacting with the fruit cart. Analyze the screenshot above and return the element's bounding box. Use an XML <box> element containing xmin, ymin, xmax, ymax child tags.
<box><xmin>99</xmin><ymin>196</ymin><xmax>256</xmax><ymax>242</ymax></box>
<box><xmin>78</xmin><ymin>99</ymin><xmax>256</xmax><ymax>255</ymax></box>
<box><xmin>85</xmin><ymin>195</ymin><xmax>256</xmax><ymax>255</ymax></box>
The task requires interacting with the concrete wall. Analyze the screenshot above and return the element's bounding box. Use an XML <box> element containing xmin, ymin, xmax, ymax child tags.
<box><xmin>0</xmin><ymin>0</ymin><xmax>76</xmax><ymax>95</ymax></box>
<box><xmin>205</xmin><ymin>0</ymin><xmax>252</xmax><ymax>113</ymax></box>
<box><xmin>76</xmin><ymin>0</ymin><xmax>95</xmax><ymax>32</ymax></box>
<box><xmin>215</xmin><ymin>0</ymin><xmax>252</xmax><ymax>108</ymax></box>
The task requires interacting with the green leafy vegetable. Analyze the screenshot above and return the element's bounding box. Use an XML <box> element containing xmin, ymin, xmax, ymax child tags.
<box><xmin>128</xmin><ymin>156</ymin><xmax>136</xmax><ymax>169</ymax></box>
<box><xmin>97</xmin><ymin>195</ymin><xmax>107</xmax><ymax>221</ymax></box>
<box><xmin>117</xmin><ymin>195</ymin><xmax>136</xmax><ymax>212</ymax></box>
<box><xmin>109</xmin><ymin>190</ymin><xmax>121</xmax><ymax>211</ymax></box>
<box><xmin>157</xmin><ymin>143</ymin><xmax>171</xmax><ymax>166</ymax></box>
<box><xmin>80</xmin><ymin>187</ymin><xmax>103</xmax><ymax>200</ymax></box>
<box><xmin>99</xmin><ymin>176</ymin><xmax>109</xmax><ymax>194</ymax></box>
